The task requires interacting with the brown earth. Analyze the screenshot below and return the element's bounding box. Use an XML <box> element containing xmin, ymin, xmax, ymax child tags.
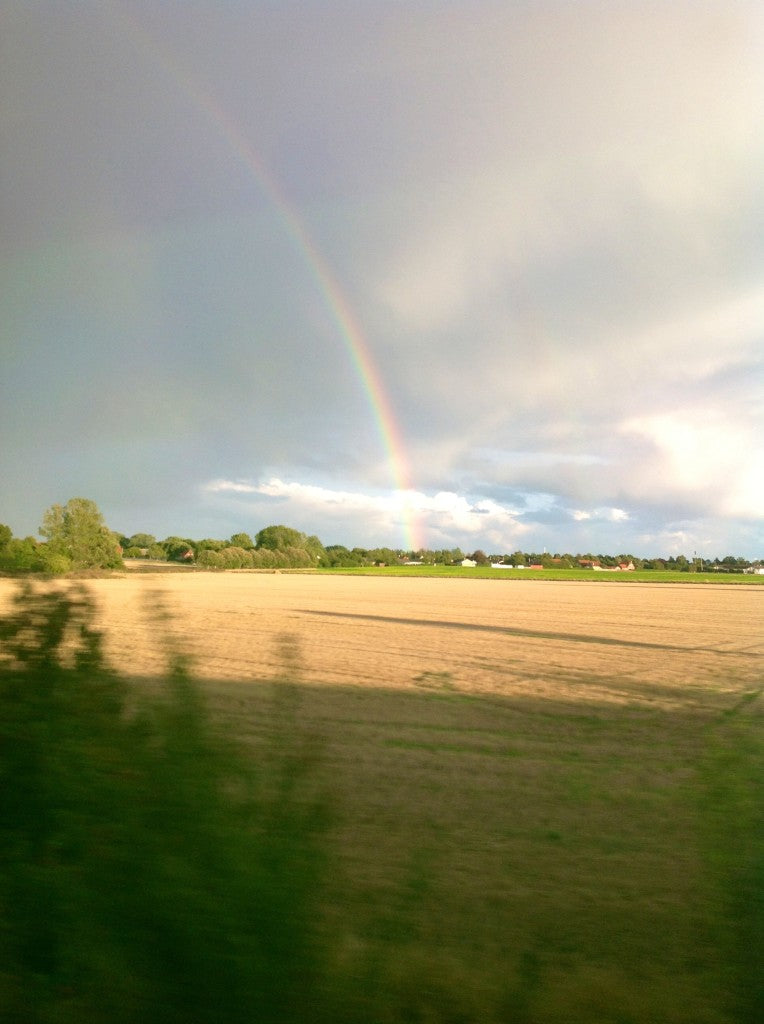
<box><xmin>4</xmin><ymin>572</ymin><xmax>756</xmax><ymax>708</ymax></box>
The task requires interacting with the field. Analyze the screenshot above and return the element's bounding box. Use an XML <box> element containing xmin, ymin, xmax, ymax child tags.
<box><xmin>1</xmin><ymin>573</ymin><xmax>762</xmax><ymax>1022</ymax></box>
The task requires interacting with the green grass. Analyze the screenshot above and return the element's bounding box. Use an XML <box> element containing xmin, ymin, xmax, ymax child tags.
<box><xmin>317</xmin><ymin>564</ymin><xmax>764</xmax><ymax>584</ymax></box>
<box><xmin>696</xmin><ymin>694</ymin><xmax>764</xmax><ymax>1023</ymax></box>
<box><xmin>208</xmin><ymin>650</ymin><xmax>762</xmax><ymax>1023</ymax></box>
<box><xmin>0</xmin><ymin>584</ymin><xmax>331</xmax><ymax>1024</ymax></box>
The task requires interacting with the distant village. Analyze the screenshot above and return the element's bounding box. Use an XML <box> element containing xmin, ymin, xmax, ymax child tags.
<box><xmin>400</xmin><ymin>552</ymin><xmax>763</xmax><ymax>573</ymax></box>
<box><xmin>457</xmin><ymin>557</ymin><xmax>637</xmax><ymax>571</ymax></box>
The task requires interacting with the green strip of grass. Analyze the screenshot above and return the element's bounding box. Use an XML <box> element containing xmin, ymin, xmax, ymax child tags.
<box><xmin>697</xmin><ymin>691</ymin><xmax>764</xmax><ymax>1024</ymax></box>
<box><xmin>318</xmin><ymin>565</ymin><xmax>764</xmax><ymax>583</ymax></box>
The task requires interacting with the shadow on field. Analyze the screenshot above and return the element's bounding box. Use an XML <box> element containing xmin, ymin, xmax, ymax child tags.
<box><xmin>300</xmin><ymin>608</ymin><xmax>761</xmax><ymax>658</ymax></box>
<box><xmin>0</xmin><ymin>583</ymin><xmax>329</xmax><ymax>1024</ymax></box>
<box><xmin>1</xmin><ymin>583</ymin><xmax>761</xmax><ymax>1024</ymax></box>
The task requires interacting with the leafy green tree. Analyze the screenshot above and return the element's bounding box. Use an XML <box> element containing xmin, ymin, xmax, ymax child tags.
<box><xmin>196</xmin><ymin>549</ymin><xmax>222</xmax><ymax>568</ymax></box>
<box><xmin>161</xmin><ymin>538</ymin><xmax>195</xmax><ymax>563</ymax></box>
<box><xmin>230</xmin><ymin>532</ymin><xmax>254</xmax><ymax>550</ymax></box>
<box><xmin>304</xmin><ymin>535</ymin><xmax>326</xmax><ymax>563</ymax></box>
<box><xmin>0</xmin><ymin>524</ymin><xmax>12</xmax><ymax>550</ymax></box>
<box><xmin>255</xmin><ymin>526</ymin><xmax>324</xmax><ymax>567</ymax></box>
<box><xmin>220</xmin><ymin>546</ymin><xmax>249</xmax><ymax>568</ymax></box>
<box><xmin>323</xmin><ymin>545</ymin><xmax>367</xmax><ymax>567</ymax></box>
<box><xmin>280</xmin><ymin>546</ymin><xmax>308</xmax><ymax>567</ymax></box>
<box><xmin>256</xmin><ymin>525</ymin><xmax>306</xmax><ymax>552</ymax></box>
<box><xmin>127</xmin><ymin>533</ymin><xmax>156</xmax><ymax>548</ymax></box>
<box><xmin>366</xmin><ymin>547</ymin><xmax>402</xmax><ymax>566</ymax></box>
<box><xmin>258</xmin><ymin>548</ymin><xmax>277</xmax><ymax>569</ymax></box>
<box><xmin>196</xmin><ymin>539</ymin><xmax>225</xmax><ymax>553</ymax></box>
<box><xmin>39</xmin><ymin>498</ymin><xmax>122</xmax><ymax>570</ymax></box>
<box><xmin>0</xmin><ymin>537</ymin><xmax>46</xmax><ymax>572</ymax></box>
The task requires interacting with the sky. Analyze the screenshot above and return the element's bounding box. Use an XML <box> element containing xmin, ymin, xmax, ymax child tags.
<box><xmin>2</xmin><ymin>1</ymin><xmax>763</xmax><ymax>557</ymax></box>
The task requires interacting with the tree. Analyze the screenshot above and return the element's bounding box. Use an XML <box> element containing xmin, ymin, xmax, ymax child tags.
<box><xmin>255</xmin><ymin>526</ymin><xmax>325</xmax><ymax>566</ymax></box>
<box><xmin>0</xmin><ymin>536</ymin><xmax>46</xmax><ymax>572</ymax></box>
<box><xmin>256</xmin><ymin>525</ymin><xmax>307</xmax><ymax>552</ymax></box>
<box><xmin>220</xmin><ymin>546</ymin><xmax>249</xmax><ymax>568</ymax></box>
<box><xmin>366</xmin><ymin>547</ymin><xmax>402</xmax><ymax>566</ymax></box>
<box><xmin>39</xmin><ymin>498</ymin><xmax>122</xmax><ymax>570</ymax></box>
<box><xmin>196</xmin><ymin>539</ymin><xmax>226</xmax><ymax>553</ymax></box>
<box><xmin>158</xmin><ymin>537</ymin><xmax>195</xmax><ymax>562</ymax></box>
<box><xmin>0</xmin><ymin>524</ymin><xmax>12</xmax><ymax>550</ymax></box>
<box><xmin>127</xmin><ymin>533</ymin><xmax>156</xmax><ymax>549</ymax></box>
<box><xmin>323</xmin><ymin>545</ymin><xmax>367</xmax><ymax>567</ymax></box>
<box><xmin>304</xmin><ymin>535</ymin><xmax>327</xmax><ymax>563</ymax></box>
<box><xmin>230</xmin><ymin>533</ymin><xmax>254</xmax><ymax>550</ymax></box>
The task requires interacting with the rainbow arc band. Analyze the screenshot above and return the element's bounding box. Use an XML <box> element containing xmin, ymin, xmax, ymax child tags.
<box><xmin>110</xmin><ymin>2</ymin><xmax>420</xmax><ymax>551</ymax></box>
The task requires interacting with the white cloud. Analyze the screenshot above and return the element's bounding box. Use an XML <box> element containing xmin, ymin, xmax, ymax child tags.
<box><xmin>571</xmin><ymin>507</ymin><xmax>629</xmax><ymax>523</ymax></box>
<box><xmin>620</xmin><ymin>409</ymin><xmax>764</xmax><ymax>519</ymax></box>
<box><xmin>204</xmin><ymin>477</ymin><xmax>529</xmax><ymax>551</ymax></box>
<box><xmin>205</xmin><ymin>480</ymin><xmax>259</xmax><ymax>494</ymax></box>
<box><xmin>616</xmin><ymin>284</ymin><xmax>764</xmax><ymax>383</ymax></box>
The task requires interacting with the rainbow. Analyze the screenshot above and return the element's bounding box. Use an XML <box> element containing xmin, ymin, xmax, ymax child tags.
<box><xmin>109</xmin><ymin>4</ymin><xmax>421</xmax><ymax>551</ymax></box>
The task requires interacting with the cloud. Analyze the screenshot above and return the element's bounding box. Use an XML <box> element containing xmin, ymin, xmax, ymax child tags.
<box><xmin>2</xmin><ymin>2</ymin><xmax>762</xmax><ymax>558</ymax></box>
<box><xmin>204</xmin><ymin>477</ymin><xmax>529</xmax><ymax>551</ymax></box>
<box><xmin>620</xmin><ymin>409</ymin><xmax>764</xmax><ymax>520</ymax></box>
<box><xmin>206</xmin><ymin>480</ymin><xmax>259</xmax><ymax>495</ymax></box>
<box><xmin>571</xmin><ymin>508</ymin><xmax>629</xmax><ymax>524</ymax></box>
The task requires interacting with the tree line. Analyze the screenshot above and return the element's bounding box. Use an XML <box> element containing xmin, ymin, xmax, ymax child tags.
<box><xmin>0</xmin><ymin>500</ymin><xmax>326</xmax><ymax>573</ymax></box>
<box><xmin>0</xmin><ymin>497</ymin><xmax>760</xmax><ymax>574</ymax></box>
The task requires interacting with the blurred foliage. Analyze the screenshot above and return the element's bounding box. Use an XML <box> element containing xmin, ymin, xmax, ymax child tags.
<box><xmin>0</xmin><ymin>583</ymin><xmax>330</xmax><ymax>1024</ymax></box>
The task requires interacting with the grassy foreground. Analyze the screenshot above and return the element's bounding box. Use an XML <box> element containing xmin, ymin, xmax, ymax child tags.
<box><xmin>0</xmin><ymin>584</ymin><xmax>328</xmax><ymax>1024</ymax></box>
<box><xmin>1</xmin><ymin>582</ymin><xmax>761</xmax><ymax>1023</ymax></box>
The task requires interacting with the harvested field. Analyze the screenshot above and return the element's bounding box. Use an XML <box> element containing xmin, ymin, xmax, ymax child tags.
<box><xmin>19</xmin><ymin>572</ymin><xmax>761</xmax><ymax>700</ymax></box>
<box><xmin>1</xmin><ymin>573</ymin><xmax>761</xmax><ymax>1023</ymax></box>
